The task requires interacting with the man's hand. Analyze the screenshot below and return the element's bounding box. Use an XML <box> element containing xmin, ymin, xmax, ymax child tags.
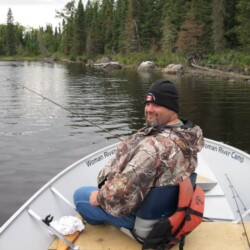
<box><xmin>90</xmin><ymin>190</ymin><xmax>100</xmax><ymax>206</ymax></box>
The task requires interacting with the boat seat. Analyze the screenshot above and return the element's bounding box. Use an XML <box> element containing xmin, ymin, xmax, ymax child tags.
<box><xmin>122</xmin><ymin>173</ymin><xmax>197</xmax><ymax>240</ymax></box>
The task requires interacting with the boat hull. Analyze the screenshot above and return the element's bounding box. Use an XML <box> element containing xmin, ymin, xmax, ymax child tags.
<box><xmin>0</xmin><ymin>138</ymin><xmax>250</xmax><ymax>250</ymax></box>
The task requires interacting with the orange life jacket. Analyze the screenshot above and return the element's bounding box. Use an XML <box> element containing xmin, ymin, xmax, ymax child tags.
<box><xmin>142</xmin><ymin>177</ymin><xmax>205</xmax><ymax>250</ymax></box>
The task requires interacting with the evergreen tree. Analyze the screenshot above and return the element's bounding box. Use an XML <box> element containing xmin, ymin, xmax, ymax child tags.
<box><xmin>111</xmin><ymin>0</ymin><xmax>128</xmax><ymax>53</ymax></box>
<box><xmin>120</xmin><ymin>0</ymin><xmax>138</xmax><ymax>53</ymax></box>
<box><xmin>0</xmin><ymin>25</ymin><xmax>7</xmax><ymax>55</ymax></box>
<box><xmin>130</xmin><ymin>0</ymin><xmax>143</xmax><ymax>51</ymax></box>
<box><xmin>57</xmin><ymin>1</ymin><xmax>76</xmax><ymax>55</ymax></box>
<box><xmin>161</xmin><ymin>17</ymin><xmax>177</xmax><ymax>53</ymax></box>
<box><xmin>0</xmin><ymin>0</ymin><xmax>248</xmax><ymax>60</ymax></box>
<box><xmin>224</xmin><ymin>0</ymin><xmax>240</xmax><ymax>48</ymax></box>
<box><xmin>14</xmin><ymin>25</ymin><xmax>25</xmax><ymax>55</ymax></box>
<box><xmin>86</xmin><ymin>1</ymin><xmax>103</xmax><ymax>55</ymax></box>
<box><xmin>6</xmin><ymin>8</ymin><xmax>16</xmax><ymax>56</ymax></box>
<box><xmin>23</xmin><ymin>29</ymin><xmax>40</xmax><ymax>55</ymax></box>
<box><xmin>176</xmin><ymin>7</ymin><xmax>205</xmax><ymax>54</ymax></box>
<box><xmin>43</xmin><ymin>25</ymin><xmax>56</xmax><ymax>53</ymax></box>
<box><xmin>74</xmin><ymin>0</ymin><xmax>85</xmax><ymax>55</ymax></box>
<box><xmin>100</xmin><ymin>0</ymin><xmax>114</xmax><ymax>54</ymax></box>
<box><xmin>62</xmin><ymin>18</ymin><xmax>75</xmax><ymax>55</ymax></box>
<box><xmin>139</xmin><ymin>0</ymin><xmax>165</xmax><ymax>51</ymax></box>
<box><xmin>85</xmin><ymin>0</ymin><xmax>94</xmax><ymax>55</ymax></box>
<box><xmin>85</xmin><ymin>0</ymin><xmax>94</xmax><ymax>28</ymax></box>
<box><xmin>37</xmin><ymin>27</ymin><xmax>47</xmax><ymax>55</ymax></box>
<box><xmin>53</xmin><ymin>26</ymin><xmax>62</xmax><ymax>52</ymax></box>
<box><xmin>190</xmin><ymin>0</ymin><xmax>212</xmax><ymax>53</ymax></box>
<box><xmin>212</xmin><ymin>0</ymin><xmax>225</xmax><ymax>52</ymax></box>
<box><xmin>236</xmin><ymin>0</ymin><xmax>250</xmax><ymax>52</ymax></box>
<box><xmin>161</xmin><ymin>0</ymin><xmax>186</xmax><ymax>52</ymax></box>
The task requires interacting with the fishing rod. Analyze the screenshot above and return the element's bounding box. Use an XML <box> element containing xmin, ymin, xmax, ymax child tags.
<box><xmin>0</xmin><ymin>73</ymin><xmax>124</xmax><ymax>141</ymax></box>
<box><xmin>225</xmin><ymin>174</ymin><xmax>250</xmax><ymax>248</ymax></box>
<box><xmin>225</xmin><ymin>174</ymin><xmax>250</xmax><ymax>216</ymax></box>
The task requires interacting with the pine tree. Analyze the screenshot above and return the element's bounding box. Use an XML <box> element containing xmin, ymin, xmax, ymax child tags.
<box><xmin>74</xmin><ymin>0</ymin><xmax>85</xmax><ymax>55</ymax></box>
<box><xmin>43</xmin><ymin>25</ymin><xmax>55</xmax><ymax>53</ymax></box>
<box><xmin>161</xmin><ymin>0</ymin><xmax>186</xmax><ymax>52</ymax></box>
<box><xmin>62</xmin><ymin>18</ymin><xmax>75</xmax><ymax>55</ymax></box>
<box><xmin>224</xmin><ymin>0</ymin><xmax>240</xmax><ymax>48</ymax></box>
<box><xmin>236</xmin><ymin>0</ymin><xmax>250</xmax><ymax>52</ymax></box>
<box><xmin>86</xmin><ymin>1</ymin><xmax>103</xmax><ymax>56</ymax></box>
<box><xmin>100</xmin><ymin>0</ymin><xmax>114</xmax><ymax>54</ymax></box>
<box><xmin>111</xmin><ymin>0</ymin><xmax>128</xmax><ymax>53</ymax></box>
<box><xmin>190</xmin><ymin>0</ymin><xmax>212</xmax><ymax>53</ymax></box>
<box><xmin>139</xmin><ymin>0</ymin><xmax>165</xmax><ymax>51</ymax></box>
<box><xmin>6</xmin><ymin>8</ymin><xmax>16</xmax><ymax>56</ymax></box>
<box><xmin>176</xmin><ymin>8</ymin><xmax>204</xmax><ymax>55</ymax></box>
<box><xmin>161</xmin><ymin>17</ymin><xmax>177</xmax><ymax>53</ymax></box>
<box><xmin>23</xmin><ymin>29</ymin><xmax>40</xmax><ymax>55</ymax></box>
<box><xmin>130</xmin><ymin>0</ymin><xmax>143</xmax><ymax>51</ymax></box>
<box><xmin>0</xmin><ymin>0</ymin><xmax>247</xmax><ymax>59</ymax></box>
<box><xmin>212</xmin><ymin>0</ymin><xmax>225</xmax><ymax>52</ymax></box>
<box><xmin>57</xmin><ymin>1</ymin><xmax>76</xmax><ymax>55</ymax></box>
<box><xmin>120</xmin><ymin>0</ymin><xmax>138</xmax><ymax>53</ymax></box>
<box><xmin>0</xmin><ymin>25</ymin><xmax>7</xmax><ymax>55</ymax></box>
<box><xmin>53</xmin><ymin>26</ymin><xmax>61</xmax><ymax>52</ymax></box>
<box><xmin>85</xmin><ymin>0</ymin><xmax>94</xmax><ymax>28</ymax></box>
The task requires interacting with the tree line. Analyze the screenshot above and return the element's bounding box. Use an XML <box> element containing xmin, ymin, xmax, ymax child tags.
<box><xmin>0</xmin><ymin>0</ymin><xmax>249</xmax><ymax>60</ymax></box>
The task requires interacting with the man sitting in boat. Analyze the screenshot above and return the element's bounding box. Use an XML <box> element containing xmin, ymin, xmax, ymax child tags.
<box><xmin>73</xmin><ymin>79</ymin><xmax>204</xmax><ymax>239</ymax></box>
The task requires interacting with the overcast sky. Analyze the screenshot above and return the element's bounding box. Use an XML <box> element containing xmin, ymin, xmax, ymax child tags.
<box><xmin>0</xmin><ymin>0</ymin><xmax>88</xmax><ymax>28</ymax></box>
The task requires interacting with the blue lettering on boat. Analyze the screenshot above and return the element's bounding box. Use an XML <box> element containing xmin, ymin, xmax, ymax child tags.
<box><xmin>204</xmin><ymin>143</ymin><xmax>217</xmax><ymax>151</ymax></box>
<box><xmin>231</xmin><ymin>152</ymin><xmax>244</xmax><ymax>163</ymax></box>
<box><xmin>205</xmin><ymin>143</ymin><xmax>245</xmax><ymax>163</ymax></box>
<box><xmin>86</xmin><ymin>149</ymin><xmax>116</xmax><ymax>167</ymax></box>
<box><xmin>86</xmin><ymin>155</ymin><xmax>104</xmax><ymax>167</ymax></box>
<box><xmin>218</xmin><ymin>147</ymin><xmax>231</xmax><ymax>156</ymax></box>
<box><xmin>104</xmin><ymin>149</ymin><xmax>116</xmax><ymax>158</ymax></box>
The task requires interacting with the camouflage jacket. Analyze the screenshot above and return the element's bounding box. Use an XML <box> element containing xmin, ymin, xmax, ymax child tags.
<box><xmin>97</xmin><ymin>119</ymin><xmax>204</xmax><ymax>217</ymax></box>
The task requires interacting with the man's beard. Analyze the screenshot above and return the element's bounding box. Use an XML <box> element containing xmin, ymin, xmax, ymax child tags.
<box><xmin>146</xmin><ymin>119</ymin><xmax>158</xmax><ymax>127</ymax></box>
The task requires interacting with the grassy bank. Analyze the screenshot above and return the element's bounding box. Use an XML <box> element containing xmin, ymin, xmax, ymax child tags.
<box><xmin>1</xmin><ymin>50</ymin><xmax>249</xmax><ymax>75</ymax></box>
<box><xmin>113</xmin><ymin>52</ymin><xmax>186</xmax><ymax>68</ymax></box>
<box><xmin>199</xmin><ymin>51</ymin><xmax>250</xmax><ymax>74</ymax></box>
<box><xmin>112</xmin><ymin>51</ymin><xmax>250</xmax><ymax>75</ymax></box>
<box><xmin>0</xmin><ymin>56</ymin><xmax>41</xmax><ymax>61</ymax></box>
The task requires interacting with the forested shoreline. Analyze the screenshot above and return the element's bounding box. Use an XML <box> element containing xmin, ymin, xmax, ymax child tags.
<box><xmin>0</xmin><ymin>0</ymin><xmax>249</xmax><ymax>73</ymax></box>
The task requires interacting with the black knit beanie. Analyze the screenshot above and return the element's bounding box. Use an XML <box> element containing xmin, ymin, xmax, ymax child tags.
<box><xmin>145</xmin><ymin>79</ymin><xmax>179</xmax><ymax>113</ymax></box>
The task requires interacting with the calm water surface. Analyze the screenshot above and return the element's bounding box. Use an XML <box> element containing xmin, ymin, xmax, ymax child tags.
<box><xmin>0</xmin><ymin>61</ymin><xmax>250</xmax><ymax>226</ymax></box>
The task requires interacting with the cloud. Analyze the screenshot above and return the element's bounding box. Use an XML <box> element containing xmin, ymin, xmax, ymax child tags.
<box><xmin>1</xmin><ymin>0</ymin><xmax>67</xmax><ymax>6</ymax></box>
<box><xmin>0</xmin><ymin>0</ymin><xmax>88</xmax><ymax>28</ymax></box>
<box><xmin>0</xmin><ymin>1</ymin><xmax>67</xmax><ymax>28</ymax></box>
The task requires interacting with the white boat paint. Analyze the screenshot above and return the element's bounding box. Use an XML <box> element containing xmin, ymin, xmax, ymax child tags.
<box><xmin>0</xmin><ymin>138</ymin><xmax>249</xmax><ymax>250</ymax></box>
<box><xmin>197</xmin><ymin>138</ymin><xmax>250</xmax><ymax>221</ymax></box>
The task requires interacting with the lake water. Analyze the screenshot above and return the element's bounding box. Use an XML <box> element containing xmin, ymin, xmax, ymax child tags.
<box><xmin>0</xmin><ymin>61</ymin><xmax>250</xmax><ymax>226</ymax></box>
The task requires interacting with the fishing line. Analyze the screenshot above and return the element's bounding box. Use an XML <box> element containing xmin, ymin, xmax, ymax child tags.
<box><xmin>225</xmin><ymin>174</ymin><xmax>250</xmax><ymax>247</ymax></box>
<box><xmin>225</xmin><ymin>174</ymin><xmax>249</xmax><ymax>214</ymax></box>
<box><xmin>0</xmin><ymin>73</ymin><xmax>124</xmax><ymax>141</ymax></box>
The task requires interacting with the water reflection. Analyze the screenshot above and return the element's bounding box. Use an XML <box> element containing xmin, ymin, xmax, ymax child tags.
<box><xmin>180</xmin><ymin>77</ymin><xmax>250</xmax><ymax>151</ymax></box>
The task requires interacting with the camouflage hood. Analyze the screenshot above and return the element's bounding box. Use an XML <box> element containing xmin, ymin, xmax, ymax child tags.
<box><xmin>147</xmin><ymin>118</ymin><xmax>204</xmax><ymax>156</ymax></box>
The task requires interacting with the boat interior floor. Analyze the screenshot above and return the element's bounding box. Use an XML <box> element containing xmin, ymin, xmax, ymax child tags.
<box><xmin>49</xmin><ymin>221</ymin><xmax>250</xmax><ymax>250</ymax></box>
